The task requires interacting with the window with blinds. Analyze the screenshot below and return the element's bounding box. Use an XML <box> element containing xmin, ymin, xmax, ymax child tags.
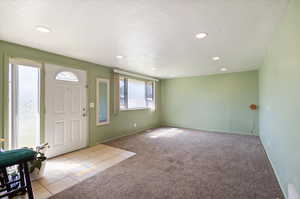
<box><xmin>119</xmin><ymin>76</ymin><xmax>155</xmax><ymax>110</ymax></box>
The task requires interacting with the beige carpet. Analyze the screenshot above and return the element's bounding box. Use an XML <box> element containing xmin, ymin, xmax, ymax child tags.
<box><xmin>51</xmin><ymin>127</ymin><xmax>284</xmax><ymax>199</ymax></box>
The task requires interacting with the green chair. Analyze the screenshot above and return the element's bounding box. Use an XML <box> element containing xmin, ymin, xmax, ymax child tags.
<box><xmin>0</xmin><ymin>149</ymin><xmax>36</xmax><ymax>199</ymax></box>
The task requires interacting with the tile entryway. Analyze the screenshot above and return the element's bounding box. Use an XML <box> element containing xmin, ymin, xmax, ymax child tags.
<box><xmin>15</xmin><ymin>144</ymin><xmax>135</xmax><ymax>199</ymax></box>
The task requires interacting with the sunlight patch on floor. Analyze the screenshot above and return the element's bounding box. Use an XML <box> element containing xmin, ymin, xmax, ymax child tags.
<box><xmin>14</xmin><ymin>144</ymin><xmax>135</xmax><ymax>199</ymax></box>
<box><xmin>148</xmin><ymin>128</ymin><xmax>184</xmax><ymax>139</ymax></box>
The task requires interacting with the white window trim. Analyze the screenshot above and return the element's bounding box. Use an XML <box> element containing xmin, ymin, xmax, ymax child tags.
<box><xmin>96</xmin><ymin>78</ymin><xmax>110</xmax><ymax>126</ymax></box>
<box><xmin>120</xmin><ymin>107</ymin><xmax>149</xmax><ymax>111</ymax></box>
<box><xmin>9</xmin><ymin>57</ymin><xmax>42</xmax><ymax>68</ymax></box>
<box><xmin>8</xmin><ymin>58</ymin><xmax>41</xmax><ymax>149</ymax></box>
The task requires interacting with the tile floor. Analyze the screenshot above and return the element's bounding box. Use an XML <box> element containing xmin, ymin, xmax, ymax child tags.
<box><xmin>14</xmin><ymin>144</ymin><xmax>136</xmax><ymax>199</ymax></box>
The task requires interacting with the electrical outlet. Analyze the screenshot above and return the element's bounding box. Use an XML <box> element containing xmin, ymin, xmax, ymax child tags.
<box><xmin>133</xmin><ymin>123</ymin><xmax>137</xmax><ymax>127</ymax></box>
<box><xmin>289</xmin><ymin>184</ymin><xmax>299</xmax><ymax>199</ymax></box>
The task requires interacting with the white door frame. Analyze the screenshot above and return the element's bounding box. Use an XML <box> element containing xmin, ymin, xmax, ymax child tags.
<box><xmin>8</xmin><ymin>59</ymin><xmax>41</xmax><ymax>149</ymax></box>
<box><xmin>45</xmin><ymin>63</ymin><xmax>88</xmax><ymax>158</ymax></box>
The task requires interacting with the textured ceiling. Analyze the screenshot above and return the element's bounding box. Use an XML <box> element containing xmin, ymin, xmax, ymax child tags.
<box><xmin>0</xmin><ymin>0</ymin><xmax>288</xmax><ymax>78</ymax></box>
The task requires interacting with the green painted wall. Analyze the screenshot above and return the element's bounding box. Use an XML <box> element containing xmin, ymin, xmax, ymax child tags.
<box><xmin>0</xmin><ymin>40</ymin><xmax>161</xmax><ymax>147</ymax></box>
<box><xmin>259</xmin><ymin>0</ymin><xmax>300</xmax><ymax>197</ymax></box>
<box><xmin>161</xmin><ymin>71</ymin><xmax>259</xmax><ymax>135</ymax></box>
<box><xmin>0</xmin><ymin>48</ymin><xmax>3</xmax><ymax>145</ymax></box>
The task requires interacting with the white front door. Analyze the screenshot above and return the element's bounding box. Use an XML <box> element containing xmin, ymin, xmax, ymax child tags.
<box><xmin>45</xmin><ymin>64</ymin><xmax>88</xmax><ymax>158</ymax></box>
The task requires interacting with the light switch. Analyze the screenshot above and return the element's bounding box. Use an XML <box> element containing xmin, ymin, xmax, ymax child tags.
<box><xmin>90</xmin><ymin>102</ymin><xmax>95</xmax><ymax>108</ymax></box>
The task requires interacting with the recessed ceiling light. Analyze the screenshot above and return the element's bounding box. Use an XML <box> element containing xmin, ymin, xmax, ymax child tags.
<box><xmin>195</xmin><ymin>32</ymin><xmax>208</xmax><ymax>39</ymax></box>
<box><xmin>220</xmin><ymin>67</ymin><xmax>228</xmax><ymax>72</ymax></box>
<box><xmin>212</xmin><ymin>56</ymin><xmax>220</xmax><ymax>61</ymax></box>
<box><xmin>35</xmin><ymin>25</ymin><xmax>51</xmax><ymax>33</ymax></box>
<box><xmin>116</xmin><ymin>55</ymin><xmax>124</xmax><ymax>59</ymax></box>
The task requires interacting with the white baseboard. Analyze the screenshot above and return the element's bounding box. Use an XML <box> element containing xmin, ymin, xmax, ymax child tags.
<box><xmin>94</xmin><ymin>126</ymin><xmax>158</xmax><ymax>145</ymax></box>
<box><xmin>161</xmin><ymin>124</ymin><xmax>259</xmax><ymax>137</ymax></box>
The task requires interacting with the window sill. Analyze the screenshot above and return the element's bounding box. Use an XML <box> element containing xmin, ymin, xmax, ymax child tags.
<box><xmin>96</xmin><ymin>122</ymin><xmax>110</xmax><ymax>126</ymax></box>
<box><xmin>120</xmin><ymin>107</ymin><xmax>150</xmax><ymax>111</ymax></box>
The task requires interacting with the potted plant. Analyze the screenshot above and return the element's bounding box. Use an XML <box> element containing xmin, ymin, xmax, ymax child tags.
<box><xmin>28</xmin><ymin>143</ymin><xmax>49</xmax><ymax>180</ymax></box>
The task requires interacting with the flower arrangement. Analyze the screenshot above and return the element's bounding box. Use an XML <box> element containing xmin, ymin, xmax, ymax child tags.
<box><xmin>28</xmin><ymin>143</ymin><xmax>49</xmax><ymax>173</ymax></box>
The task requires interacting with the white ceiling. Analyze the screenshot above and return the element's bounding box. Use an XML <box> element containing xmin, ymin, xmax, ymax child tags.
<box><xmin>0</xmin><ymin>0</ymin><xmax>288</xmax><ymax>78</ymax></box>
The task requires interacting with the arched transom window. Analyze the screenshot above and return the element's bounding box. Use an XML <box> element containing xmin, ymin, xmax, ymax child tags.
<box><xmin>55</xmin><ymin>71</ymin><xmax>79</xmax><ymax>82</ymax></box>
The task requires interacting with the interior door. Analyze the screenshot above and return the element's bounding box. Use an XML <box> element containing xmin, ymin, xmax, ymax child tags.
<box><xmin>45</xmin><ymin>64</ymin><xmax>87</xmax><ymax>158</ymax></box>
